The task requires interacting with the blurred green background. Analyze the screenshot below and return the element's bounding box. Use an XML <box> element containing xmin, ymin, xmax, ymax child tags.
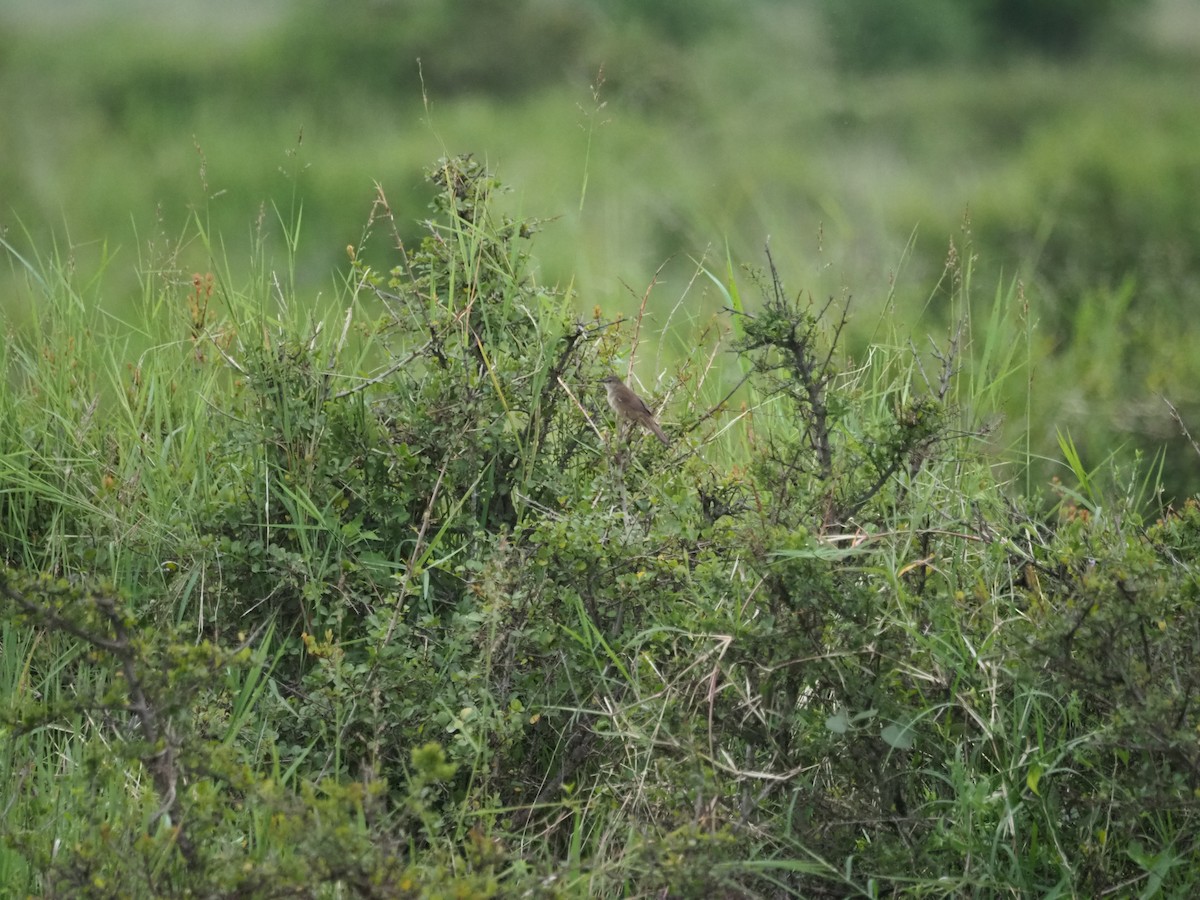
<box><xmin>3</xmin><ymin>0</ymin><xmax>1199</xmax><ymax>498</ymax></box>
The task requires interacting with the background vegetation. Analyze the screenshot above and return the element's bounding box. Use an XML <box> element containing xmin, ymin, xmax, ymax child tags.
<box><xmin>3</xmin><ymin>1</ymin><xmax>1200</xmax><ymax>896</ymax></box>
<box><xmin>3</xmin><ymin>0</ymin><xmax>1199</xmax><ymax>499</ymax></box>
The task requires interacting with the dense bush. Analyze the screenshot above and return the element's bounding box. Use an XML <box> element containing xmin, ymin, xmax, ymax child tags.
<box><xmin>821</xmin><ymin>0</ymin><xmax>1149</xmax><ymax>69</ymax></box>
<box><xmin>2</xmin><ymin>157</ymin><xmax>1199</xmax><ymax>896</ymax></box>
<box><xmin>273</xmin><ymin>0</ymin><xmax>603</xmax><ymax>98</ymax></box>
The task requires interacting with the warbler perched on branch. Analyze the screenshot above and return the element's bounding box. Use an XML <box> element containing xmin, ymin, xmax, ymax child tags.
<box><xmin>601</xmin><ymin>375</ymin><xmax>670</xmax><ymax>447</ymax></box>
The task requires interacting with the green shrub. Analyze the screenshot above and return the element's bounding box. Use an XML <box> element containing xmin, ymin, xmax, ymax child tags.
<box><xmin>821</xmin><ymin>0</ymin><xmax>1149</xmax><ymax>70</ymax></box>
<box><xmin>3</xmin><ymin>154</ymin><xmax>1199</xmax><ymax>897</ymax></box>
<box><xmin>273</xmin><ymin>0</ymin><xmax>601</xmax><ymax>98</ymax></box>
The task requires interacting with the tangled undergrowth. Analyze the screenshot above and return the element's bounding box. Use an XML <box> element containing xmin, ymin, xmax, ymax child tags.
<box><xmin>2</xmin><ymin>157</ymin><xmax>1198</xmax><ymax>898</ymax></box>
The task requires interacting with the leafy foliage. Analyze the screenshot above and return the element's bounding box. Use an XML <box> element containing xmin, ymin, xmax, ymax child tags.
<box><xmin>2</xmin><ymin>157</ymin><xmax>1199</xmax><ymax>897</ymax></box>
<box><xmin>821</xmin><ymin>0</ymin><xmax>1149</xmax><ymax>69</ymax></box>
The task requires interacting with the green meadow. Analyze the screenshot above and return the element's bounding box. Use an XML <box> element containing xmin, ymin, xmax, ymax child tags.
<box><xmin>3</xmin><ymin>1</ymin><xmax>1200</xmax><ymax>896</ymax></box>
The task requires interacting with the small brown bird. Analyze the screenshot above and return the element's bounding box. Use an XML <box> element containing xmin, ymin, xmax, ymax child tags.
<box><xmin>601</xmin><ymin>375</ymin><xmax>670</xmax><ymax>446</ymax></box>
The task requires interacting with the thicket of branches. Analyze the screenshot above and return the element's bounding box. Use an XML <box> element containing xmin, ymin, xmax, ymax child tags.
<box><xmin>2</xmin><ymin>157</ymin><xmax>1198</xmax><ymax>898</ymax></box>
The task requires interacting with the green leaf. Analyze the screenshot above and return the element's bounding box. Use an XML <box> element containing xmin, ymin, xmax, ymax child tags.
<box><xmin>881</xmin><ymin>722</ymin><xmax>915</xmax><ymax>750</ymax></box>
<box><xmin>1026</xmin><ymin>763</ymin><xmax>1043</xmax><ymax>796</ymax></box>
<box><xmin>825</xmin><ymin>709</ymin><xmax>850</xmax><ymax>734</ymax></box>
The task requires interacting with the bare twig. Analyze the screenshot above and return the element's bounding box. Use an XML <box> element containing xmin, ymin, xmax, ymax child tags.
<box><xmin>1163</xmin><ymin>395</ymin><xmax>1200</xmax><ymax>459</ymax></box>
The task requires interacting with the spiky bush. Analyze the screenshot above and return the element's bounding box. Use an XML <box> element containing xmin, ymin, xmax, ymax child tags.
<box><xmin>2</xmin><ymin>156</ymin><xmax>1198</xmax><ymax>898</ymax></box>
